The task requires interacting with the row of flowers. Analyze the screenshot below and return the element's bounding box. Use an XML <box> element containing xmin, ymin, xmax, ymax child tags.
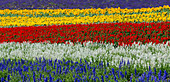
<box><xmin>0</xmin><ymin>2</ymin><xmax>169</xmax><ymax>82</ymax></box>
<box><xmin>0</xmin><ymin>57</ymin><xmax>169</xmax><ymax>82</ymax></box>
<box><xmin>0</xmin><ymin>0</ymin><xmax>170</xmax><ymax>9</ymax></box>
<box><xmin>112</xmin><ymin>0</ymin><xmax>170</xmax><ymax>9</ymax></box>
<box><xmin>0</xmin><ymin>0</ymin><xmax>114</xmax><ymax>9</ymax></box>
<box><xmin>0</xmin><ymin>41</ymin><xmax>169</xmax><ymax>68</ymax></box>
<box><xmin>0</xmin><ymin>22</ymin><xmax>169</xmax><ymax>45</ymax></box>
<box><xmin>0</xmin><ymin>5</ymin><xmax>169</xmax><ymax>17</ymax></box>
<box><xmin>0</xmin><ymin>12</ymin><xmax>170</xmax><ymax>27</ymax></box>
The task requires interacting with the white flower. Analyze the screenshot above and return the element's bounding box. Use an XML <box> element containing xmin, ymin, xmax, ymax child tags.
<box><xmin>0</xmin><ymin>41</ymin><xmax>169</xmax><ymax>68</ymax></box>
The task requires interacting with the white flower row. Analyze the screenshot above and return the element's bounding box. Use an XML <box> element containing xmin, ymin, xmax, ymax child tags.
<box><xmin>0</xmin><ymin>41</ymin><xmax>169</xmax><ymax>68</ymax></box>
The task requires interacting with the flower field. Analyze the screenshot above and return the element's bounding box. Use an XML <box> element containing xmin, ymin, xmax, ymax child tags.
<box><xmin>0</xmin><ymin>0</ymin><xmax>170</xmax><ymax>82</ymax></box>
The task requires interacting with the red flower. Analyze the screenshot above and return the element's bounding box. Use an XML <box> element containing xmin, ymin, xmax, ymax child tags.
<box><xmin>0</xmin><ymin>22</ymin><xmax>169</xmax><ymax>46</ymax></box>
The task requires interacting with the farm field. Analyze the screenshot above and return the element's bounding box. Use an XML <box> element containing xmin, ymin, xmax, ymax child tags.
<box><xmin>0</xmin><ymin>0</ymin><xmax>170</xmax><ymax>82</ymax></box>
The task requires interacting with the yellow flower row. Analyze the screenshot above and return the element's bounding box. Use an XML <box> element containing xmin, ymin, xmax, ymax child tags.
<box><xmin>0</xmin><ymin>5</ymin><xmax>169</xmax><ymax>16</ymax></box>
<box><xmin>0</xmin><ymin>12</ymin><xmax>169</xmax><ymax>27</ymax></box>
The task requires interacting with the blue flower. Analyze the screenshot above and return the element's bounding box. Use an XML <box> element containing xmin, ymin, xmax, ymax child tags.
<box><xmin>125</xmin><ymin>71</ymin><xmax>127</xmax><ymax>76</ymax></box>
<box><xmin>104</xmin><ymin>69</ymin><xmax>106</xmax><ymax>74</ymax></box>
<box><xmin>127</xmin><ymin>60</ymin><xmax>130</xmax><ymax>65</ymax></box>
<box><xmin>75</xmin><ymin>62</ymin><xmax>79</xmax><ymax>66</ymax></box>
<box><xmin>120</xmin><ymin>71</ymin><xmax>124</xmax><ymax>78</ymax></box>
<box><xmin>71</xmin><ymin>60</ymin><xmax>74</xmax><ymax>64</ymax></box>
<box><xmin>116</xmin><ymin>71</ymin><xmax>120</xmax><ymax>79</ymax></box>
<box><xmin>54</xmin><ymin>59</ymin><xmax>57</xmax><ymax>63</ymax></box>
<box><xmin>99</xmin><ymin>61</ymin><xmax>103</xmax><ymax>68</ymax></box>
<box><xmin>93</xmin><ymin>67</ymin><xmax>96</xmax><ymax>76</ymax></box>
<box><xmin>83</xmin><ymin>65</ymin><xmax>87</xmax><ymax>73</ymax></box>
<box><xmin>136</xmin><ymin>79</ymin><xmax>138</xmax><ymax>82</ymax></box>
<box><xmin>149</xmin><ymin>66</ymin><xmax>151</xmax><ymax>71</ymax></box>
<box><xmin>158</xmin><ymin>70</ymin><xmax>162</xmax><ymax>81</ymax></box>
<box><xmin>37</xmin><ymin>67</ymin><xmax>40</xmax><ymax>72</ymax></box>
<box><xmin>63</xmin><ymin>58</ymin><xmax>65</xmax><ymax>63</ymax></box>
<box><xmin>96</xmin><ymin>76</ymin><xmax>100</xmax><ymax>81</ymax></box>
<box><xmin>1</xmin><ymin>77</ymin><xmax>4</xmax><ymax>82</ymax></box>
<box><xmin>146</xmin><ymin>74</ymin><xmax>149</xmax><ymax>81</ymax></box>
<box><xmin>84</xmin><ymin>59</ymin><xmax>88</xmax><ymax>64</ymax></box>
<box><xmin>78</xmin><ymin>78</ymin><xmax>81</xmax><ymax>82</ymax></box>
<box><xmin>119</xmin><ymin>63</ymin><xmax>122</xmax><ymax>69</ymax></box>
<box><xmin>124</xmin><ymin>61</ymin><xmax>126</xmax><ymax>66</ymax></box>
<box><xmin>154</xmin><ymin>68</ymin><xmax>157</xmax><ymax>75</ymax></box>
<box><xmin>49</xmin><ymin>74</ymin><xmax>53</xmax><ymax>82</ymax></box>
<box><xmin>44</xmin><ymin>77</ymin><xmax>48</xmax><ymax>82</ymax></box>
<box><xmin>135</xmin><ymin>68</ymin><xmax>137</xmax><ymax>77</ymax></box>
<box><xmin>163</xmin><ymin>70</ymin><xmax>168</xmax><ymax>81</ymax></box>
<box><xmin>56</xmin><ymin>79</ymin><xmax>60</xmax><ymax>82</ymax></box>
<box><xmin>114</xmin><ymin>75</ymin><xmax>117</xmax><ymax>81</ymax></box>
<box><xmin>38</xmin><ymin>57</ymin><xmax>42</xmax><ymax>63</ymax></box>
<box><xmin>59</xmin><ymin>79</ymin><xmax>63</xmax><ymax>82</ymax></box>
<box><xmin>65</xmin><ymin>60</ymin><xmax>70</xmax><ymax>65</ymax></box>
<box><xmin>80</xmin><ymin>59</ymin><xmax>82</xmax><ymax>63</ymax></box>
<box><xmin>7</xmin><ymin>75</ymin><xmax>10</xmax><ymax>81</ymax></box>
<box><xmin>74</xmin><ymin>78</ymin><xmax>78</xmax><ymax>82</ymax></box>
<box><xmin>59</xmin><ymin>66</ymin><xmax>62</xmax><ymax>74</ymax></box>
<box><xmin>107</xmin><ymin>62</ymin><xmax>109</xmax><ymax>67</ymax></box>
<box><xmin>39</xmin><ymin>73</ymin><xmax>42</xmax><ymax>81</ymax></box>
<box><xmin>93</xmin><ymin>77</ymin><xmax>96</xmax><ymax>82</ymax></box>
<box><xmin>105</xmin><ymin>75</ymin><xmax>109</xmax><ymax>81</ymax></box>
<box><xmin>130</xmin><ymin>77</ymin><xmax>132</xmax><ymax>82</ymax></box>
<box><xmin>33</xmin><ymin>76</ymin><xmax>36</xmax><ymax>82</ymax></box>
<box><xmin>101</xmin><ymin>75</ymin><xmax>104</xmax><ymax>82</ymax></box>
<box><xmin>154</xmin><ymin>76</ymin><xmax>157</xmax><ymax>81</ymax></box>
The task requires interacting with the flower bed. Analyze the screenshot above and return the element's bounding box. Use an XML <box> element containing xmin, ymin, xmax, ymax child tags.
<box><xmin>0</xmin><ymin>0</ymin><xmax>170</xmax><ymax>9</ymax></box>
<box><xmin>0</xmin><ymin>22</ymin><xmax>169</xmax><ymax>46</ymax></box>
<box><xmin>0</xmin><ymin>3</ymin><xmax>169</xmax><ymax>82</ymax></box>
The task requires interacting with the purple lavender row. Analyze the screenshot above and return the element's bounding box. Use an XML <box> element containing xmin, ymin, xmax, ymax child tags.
<box><xmin>0</xmin><ymin>0</ymin><xmax>170</xmax><ymax>9</ymax></box>
<box><xmin>114</xmin><ymin>0</ymin><xmax>170</xmax><ymax>9</ymax></box>
<box><xmin>0</xmin><ymin>0</ymin><xmax>114</xmax><ymax>9</ymax></box>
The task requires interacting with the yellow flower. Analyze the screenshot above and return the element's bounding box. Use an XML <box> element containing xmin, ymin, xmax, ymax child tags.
<box><xmin>159</xmin><ymin>18</ymin><xmax>162</xmax><ymax>21</ymax></box>
<box><xmin>66</xmin><ymin>12</ymin><xmax>70</xmax><ymax>15</ymax></box>
<box><xmin>167</xmin><ymin>17</ymin><xmax>170</xmax><ymax>21</ymax></box>
<box><xmin>1</xmin><ymin>6</ymin><xmax>169</xmax><ymax>16</ymax></box>
<box><xmin>158</xmin><ymin>6</ymin><xmax>163</xmax><ymax>10</ymax></box>
<box><xmin>163</xmin><ymin>18</ymin><xmax>166</xmax><ymax>22</ymax></box>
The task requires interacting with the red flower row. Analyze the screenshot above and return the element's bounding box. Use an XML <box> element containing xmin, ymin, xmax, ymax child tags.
<box><xmin>0</xmin><ymin>22</ymin><xmax>169</xmax><ymax>46</ymax></box>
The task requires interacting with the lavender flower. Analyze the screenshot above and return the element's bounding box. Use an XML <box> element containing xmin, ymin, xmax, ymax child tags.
<box><xmin>101</xmin><ymin>75</ymin><xmax>104</xmax><ymax>82</ymax></box>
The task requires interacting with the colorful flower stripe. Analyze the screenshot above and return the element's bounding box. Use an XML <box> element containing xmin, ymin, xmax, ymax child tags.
<box><xmin>0</xmin><ymin>1</ymin><xmax>170</xmax><ymax>82</ymax></box>
<box><xmin>0</xmin><ymin>22</ymin><xmax>169</xmax><ymax>46</ymax></box>
<box><xmin>0</xmin><ymin>0</ymin><xmax>114</xmax><ymax>9</ymax></box>
<box><xmin>0</xmin><ymin>5</ymin><xmax>170</xmax><ymax>17</ymax></box>
<box><xmin>0</xmin><ymin>12</ymin><xmax>170</xmax><ymax>27</ymax></box>
<box><xmin>0</xmin><ymin>41</ymin><xmax>169</xmax><ymax>68</ymax></box>
<box><xmin>0</xmin><ymin>57</ymin><xmax>169</xmax><ymax>82</ymax></box>
<box><xmin>0</xmin><ymin>0</ymin><xmax>170</xmax><ymax>9</ymax></box>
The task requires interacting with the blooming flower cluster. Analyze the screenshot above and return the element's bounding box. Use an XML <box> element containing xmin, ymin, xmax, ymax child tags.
<box><xmin>0</xmin><ymin>57</ymin><xmax>169</xmax><ymax>82</ymax></box>
<box><xmin>0</xmin><ymin>5</ymin><xmax>170</xmax><ymax>27</ymax></box>
<box><xmin>0</xmin><ymin>1</ymin><xmax>169</xmax><ymax>82</ymax></box>
<box><xmin>0</xmin><ymin>5</ymin><xmax>169</xmax><ymax>17</ymax></box>
<box><xmin>0</xmin><ymin>0</ymin><xmax>170</xmax><ymax>9</ymax></box>
<box><xmin>0</xmin><ymin>41</ymin><xmax>169</xmax><ymax>68</ymax></box>
<box><xmin>0</xmin><ymin>22</ymin><xmax>169</xmax><ymax>46</ymax></box>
